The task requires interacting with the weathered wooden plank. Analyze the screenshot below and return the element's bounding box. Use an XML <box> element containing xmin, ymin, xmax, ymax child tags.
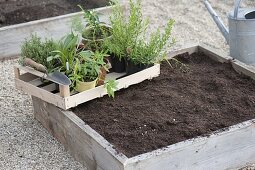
<box><xmin>0</xmin><ymin>6</ymin><xmax>112</xmax><ymax>59</ymax></box>
<box><xmin>28</xmin><ymin>78</ymin><xmax>44</xmax><ymax>86</ymax></box>
<box><xmin>105</xmin><ymin>72</ymin><xmax>126</xmax><ymax>81</ymax></box>
<box><xmin>15</xmin><ymin>78</ymin><xmax>65</xmax><ymax>108</ymax></box>
<box><xmin>41</xmin><ymin>83</ymin><xmax>57</xmax><ymax>92</ymax></box>
<box><xmin>124</xmin><ymin>120</ymin><xmax>255</xmax><ymax>170</ymax></box>
<box><xmin>65</xmin><ymin>64</ymin><xmax>160</xmax><ymax>109</ymax></box>
<box><xmin>32</xmin><ymin>97</ymin><xmax>127</xmax><ymax>170</ymax></box>
<box><xmin>167</xmin><ymin>43</ymin><xmax>199</xmax><ymax>59</ymax></box>
<box><xmin>198</xmin><ymin>44</ymin><xmax>233</xmax><ymax>63</ymax></box>
<box><xmin>18</xmin><ymin>72</ymin><xmax>38</xmax><ymax>82</ymax></box>
<box><xmin>14</xmin><ymin>67</ymin><xmax>20</xmax><ymax>79</ymax></box>
<box><xmin>231</xmin><ymin>60</ymin><xmax>255</xmax><ymax>80</ymax></box>
<box><xmin>15</xmin><ymin>65</ymin><xmax>45</xmax><ymax>78</ymax></box>
<box><xmin>59</xmin><ymin>85</ymin><xmax>70</xmax><ymax>97</ymax></box>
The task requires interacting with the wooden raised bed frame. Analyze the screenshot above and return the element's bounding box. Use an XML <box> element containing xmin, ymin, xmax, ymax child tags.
<box><xmin>32</xmin><ymin>44</ymin><xmax>255</xmax><ymax>170</ymax></box>
<box><xmin>0</xmin><ymin>2</ymin><xmax>125</xmax><ymax>60</ymax></box>
<box><xmin>14</xmin><ymin>64</ymin><xmax>160</xmax><ymax>110</ymax></box>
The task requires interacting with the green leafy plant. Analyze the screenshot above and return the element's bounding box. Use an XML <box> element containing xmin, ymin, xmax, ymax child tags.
<box><xmin>78</xmin><ymin>5</ymin><xmax>111</xmax><ymax>39</ymax></box>
<box><xmin>104</xmin><ymin>79</ymin><xmax>118</xmax><ymax>98</ymax></box>
<box><xmin>105</xmin><ymin>0</ymin><xmax>176</xmax><ymax>66</ymax></box>
<box><xmin>69</xmin><ymin>50</ymin><xmax>108</xmax><ymax>90</ymax></box>
<box><xmin>103</xmin><ymin>0</ymin><xmax>148</xmax><ymax>60</ymax></box>
<box><xmin>20</xmin><ymin>34</ymin><xmax>57</xmax><ymax>71</ymax></box>
<box><xmin>47</xmin><ymin>31</ymin><xmax>80</xmax><ymax>73</ymax></box>
<box><xmin>128</xmin><ymin>19</ymin><xmax>175</xmax><ymax>65</ymax></box>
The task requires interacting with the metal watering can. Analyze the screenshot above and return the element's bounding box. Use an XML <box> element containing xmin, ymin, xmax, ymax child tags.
<box><xmin>204</xmin><ymin>0</ymin><xmax>255</xmax><ymax>65</ymax></box>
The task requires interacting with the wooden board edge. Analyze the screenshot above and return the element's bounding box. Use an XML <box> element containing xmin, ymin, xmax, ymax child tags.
<box><xmin>231</xmin><ymin>60</ymin><xmax>255</xmax><ymax>80</ymax></box>
<box><xmin>0</xmin><ymin>5</ymin><xmax>114</xmax><ymax>32</ymax></box>
<box><xmin>64</xmin><ymin>64</ymin><xmax>160</xmax><ymax>109</ymax></box>
<box><xmin>0</xmin><ymin>55</ymin><xmax>19</xmax><ymax>61</ymax></box>
<box><xmin>198</xmin><ymin>44</ymin><xmax>232</xmax><ymax>63</ymax></box>
<box><xmin>124</xmin><ymin>119</ymin><xmax>255</xmax><ymax>168</ymax></box>
<box><xmin>15</xmin><ymin>78</ymin><xmax>65</xmax><ymax>108</ymax></box>
<box><xmin>32</xmin><ymin>97</ymin><xmax>126</xmax><ymax>170</ymax></box>
<box><xmin>63</xmin><ymin>110</ymin><xmax>128</xmax><ymax>164</ymax></box>
<box><xmin>15</xmin><ymin>65</ymin><xmax>45</xmax><ymax>78</ymax></box>
<box><xmin>167</xmin><ymin>43</ymin><xmax>199</xmax><ymax>59</ymax></box>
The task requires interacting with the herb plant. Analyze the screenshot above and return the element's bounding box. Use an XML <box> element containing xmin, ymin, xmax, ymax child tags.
<box><xmin>103</xmin><ymin>0</ymin><xmax>148</xmax><ymax>60</ymax></box>
<box><xmin>20</xmin><ymin>34</ymin><xmax>57</xmax><ymax>71</ymax></box>
<box><xmin>47</xmin><ymin>31</ymin><xmax>80</xmax><ymax>73</ymax></box>
<box><xmin>128</xmin><ymin>19</ymin><xmax>175</xmax><ymax>65</ymax></box>
<box><xmin>78</xmin><ymin>5</ymin><xmax>110</xmax><ymax>39</ymax></box>
<box><xmin>69</xmin><ymin>50</ymin><xmax>108</xmax><ymax>90</ymax></box>
<box><xmin>104</xmin><ymin>0</ymin><xmax>175</xmax><ymax>66</ymax></box>
<box><xmin>104</xmin><ymin>80</ymin><xmax>118</xmax><ymax>98</ymax></box>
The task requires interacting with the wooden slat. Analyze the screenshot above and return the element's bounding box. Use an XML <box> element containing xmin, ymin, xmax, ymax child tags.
<box><xmin>28</xmin><ymin>78</ymin><xmax>44</xmax><ymax>86</ymax></box>
<box><xmin>231</xmin><ymin>60</ymin><xmax>255</xmax><ymax>80</ymax></box>
<box><xmin>15</xmin><ymin>65</ymin><xmax>45</xmax><ymax>78</ymax></box>
<box><xmin>64</xmin><ymin>64</ymin><xmax>160</xmax><ymax>109</ymax></box>
<box><xmin>0</xmin><ymin>4</ymin><xmax>126</xmax><ymax>60</ymax></box>
<box><xmin>15</xmin><ymin>78</ymin><xmax>65</xmax><ymax>109</ymax></box>
<box><xmin>59</xmin><ymin>85</ymin><xmax>70</xmax><ymax>97</ymax></box>
<box><xmin>14</xmin><ymin>67</ymin><xmax>20</xmax><ymax>79</ymax></box>
<box><xmin>125</xmin><ymin>119</ymin><xmax>255</xmax><ymax>170</ymax></box>
<box><xmin>32</xmin><ymin>97</ymin><xmax>127</xmax><ymax>170</ymax></box>
<box><xmin>167</xmin><ymin>43</ymin><xmax>199</xmax><ymax>59</ymax></box>
<box><xmin>198</xmin><ymin>44</ymin><xmax>232</xmax><ymax>63</ymax></box>
<box><xmin>105</xmin><ymin>72</ymin><xmax>126</xmax><ymax>81</ymax></box>
<box><xmin>41</xmin><ymin>83</ymin><xmax>57</xmax><ymax>92</ymax></box>
<box><xmin>19</xmin><ymin>72</ymin><xmax>39</xmax><ymax>82</ymax></box>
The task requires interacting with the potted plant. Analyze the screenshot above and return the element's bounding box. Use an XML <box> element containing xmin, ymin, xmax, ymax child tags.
<box><xmin>103</xmin><ymin>0</ymin><xmax>149</xmax><ymax>73</ymax></box>
<box><xmin>69</xmin><ymin>50</ymin><xmax>107</xmax><ymax>92</ymax></box>
<box><xmin>104</xmin><ymin>0</ymin><xmax>175</xmax><ymax>75</ymax></box>
<box><xmin>126</xmin><ymin>19</ymin><xmax>175</xmax><ymax>75</ymax></box>
<box><xmin>78</xmin><ymin>5</ymin><xmax>112</xmax><ymax>51</ymax></box>
<box><xmin>47</xmin><ymin>31</ymin><xmax>80</xmax><ymax>75</ymax></box>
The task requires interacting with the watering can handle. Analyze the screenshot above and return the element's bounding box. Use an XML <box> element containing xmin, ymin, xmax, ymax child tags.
<box><xmin>234</xmin><ymin>0</ymin><xmax>242</xmax><ymax>19</ymax></box>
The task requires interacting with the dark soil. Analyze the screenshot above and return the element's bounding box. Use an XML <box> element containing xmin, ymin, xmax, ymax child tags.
<box><xmin>0</xmin><ymin>0</ymin><xmax>109</xmax><ymax>27</ymax></box>
<box><xmin>72</xmin><ymin>52</ymin><xmax>255</xmax><ymax>157</ymax></box>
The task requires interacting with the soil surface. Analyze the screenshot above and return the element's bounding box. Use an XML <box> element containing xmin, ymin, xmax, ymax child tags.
<box><xmin>73</xmin><ymin>52</ymin><xmax>255</xmax><ymax>157</ymax></box>
<box><xmin>0</xmin><ymin>0</ymin><xmax>109</xmax><ymax>27</ymax></box>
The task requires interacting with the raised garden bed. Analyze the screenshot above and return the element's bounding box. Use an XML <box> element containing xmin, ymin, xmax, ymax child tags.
<box><xmin>0</xmin><ymin>0</ymin><xmax>110</xmax><ymax>27</ymax></box>
<box><xmin>15</xmin><ymin>64</ymin><xmax>160</xmax><ymax>110</ymax></box>
<box><xmin>32</xmin><ymin>44</ymin><xmax>255</xmax><ymax>170</ymax></box>
<box><xmin>0</xmin><ymin>4</ymin><xmax>123</xmax><ymax>60</ymax></box>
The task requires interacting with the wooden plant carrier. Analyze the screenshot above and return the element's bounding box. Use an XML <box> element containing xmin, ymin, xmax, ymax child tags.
<box><xmin>14</xmin><ymin>64</ymin><xmax>160</xmax><ymax>110</ymax></box>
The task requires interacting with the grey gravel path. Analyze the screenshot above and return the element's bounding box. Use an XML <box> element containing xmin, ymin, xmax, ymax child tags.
<box><xmin>0</xmin><ymin>0</ymin><xmax>255</xmax><ymax>169</ymax></box>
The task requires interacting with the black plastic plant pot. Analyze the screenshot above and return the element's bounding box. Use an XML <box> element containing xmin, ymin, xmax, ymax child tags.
<box><xmin>110</xmin><ymin>55</ymin><xmax>126</xmax><ymax>73</ymax></box>
<box><xmin>125</xmin><ymin>60</ymin><xmax>153</xmax><ymax>75</ymax></box>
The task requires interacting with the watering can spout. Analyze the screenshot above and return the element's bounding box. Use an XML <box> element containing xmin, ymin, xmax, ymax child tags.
<box><xmin>204</xmin><ymin>0</ymin><xmax>229</xmax><ymax>44</ymax></box>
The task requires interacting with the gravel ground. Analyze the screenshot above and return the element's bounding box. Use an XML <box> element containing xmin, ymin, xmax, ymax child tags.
<box><xmin>1</xmin><ymin>0</ymin><xmax>255</xmax><ymax>169</ymax></box>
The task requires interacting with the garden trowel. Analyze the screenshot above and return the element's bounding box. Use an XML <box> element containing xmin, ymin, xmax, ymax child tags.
<box><xmin>23</xmin><ymin>58</ymin><xmax>71</xmax><ymax>86</ymax></box>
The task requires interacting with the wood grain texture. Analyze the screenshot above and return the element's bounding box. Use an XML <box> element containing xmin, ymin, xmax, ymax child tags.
<box><xmin>198</xmin><ymin>44</ymin><xmax>233</xmax><ymax>63</ymax></box>
<box><xmin>14</xmin><ymin>67</ymin><xmax>20</xmax><ymax>79</ymax></box>
<box><xmin>231</xmin><ymin>60</ymin><xmax>255</xmax><ymax>80</ymax></box>
<box><xmin>167</xmin><ymin>43</ymin><xmax>199</xmax><ymax>59</ymax></box>
<box><xmin>15</xmin><ymin>78</ymin><xmax>66</xmax><ymax>109</ymax></box>
<box><xmin>0</xmin><ymin>6</ymin><xmax>114</xmax><ymax>59</ymax></box>
<box><xmin>32</xmin><ymin>97</ymin><xmax>127</xmax><ymax>170</ymax></box>
<box><xmin>124</xmin><ymin>120</ymin><xmax>255</xmax><ymax>170</ymax></box>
